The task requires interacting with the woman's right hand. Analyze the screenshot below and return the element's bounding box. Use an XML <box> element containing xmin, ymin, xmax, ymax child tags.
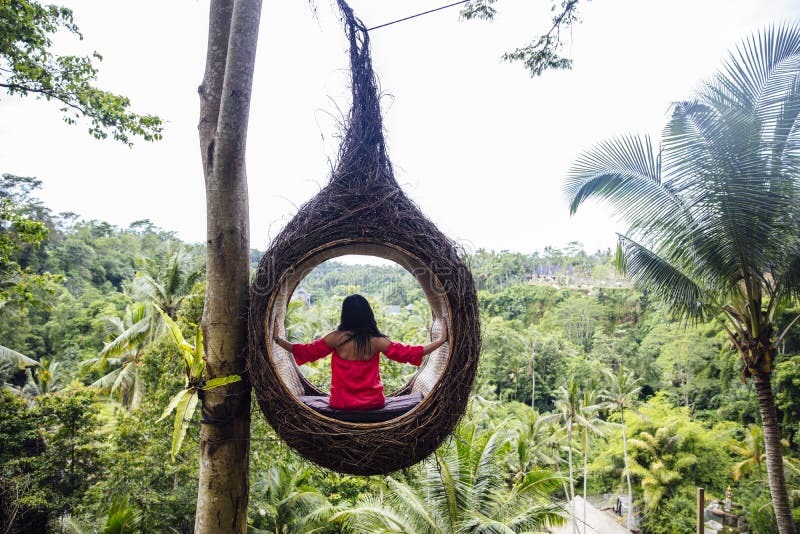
<box><xmin>421</xmin><ymin>319</ymin><xmax>449</xmax><ymax>356</ymax></box>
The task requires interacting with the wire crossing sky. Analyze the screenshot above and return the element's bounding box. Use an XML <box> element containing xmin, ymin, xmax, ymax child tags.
<box><xmin>366</xmin><ymin>1</ymin><xmax>470</xmax><ymax>31</ymax></box>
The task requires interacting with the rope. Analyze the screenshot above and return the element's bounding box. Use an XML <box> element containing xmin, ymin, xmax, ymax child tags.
<box><xmin>366</xmin><ymin>1</ymin><xmax>470</xmax><ymax>32</ymax></box>
<box><xmin>334</xmin><ymin>0</ymin><xmax>395</xmax><ymax>188</ymax></box>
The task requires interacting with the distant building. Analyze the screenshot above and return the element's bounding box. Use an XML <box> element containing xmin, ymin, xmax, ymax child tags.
<box><xmin>385</xmin><ymin>305</ymin><xmax>402</xmax><ymax>315</ymax></box>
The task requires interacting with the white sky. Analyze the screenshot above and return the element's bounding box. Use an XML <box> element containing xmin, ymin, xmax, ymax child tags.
<box><xmin>2</xmin><ymin>0</ymin><xmax>799</xmax><ymax>256</ymax></box>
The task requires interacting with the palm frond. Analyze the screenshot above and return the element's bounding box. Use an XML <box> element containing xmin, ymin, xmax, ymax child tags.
<box><xmin>672</xmin><ymin>453</ymin><xmax>698</xmax><ymax>472</ymax></box>
<box><xmin>504</xmin><ymin>503</ymin><xmax>566</xmax><ymax>531</ymax></box>
<box><xmin>473</xmin><ymin>428</ymin><xmax>511</xmax><ymax>514</ymax></box>
<box><xmin>281</xmin><ymin>487</ymin><xmax>328</xmax><ymax>517</ymax></box>
<box><xmin>134</xmin><ymin>271</ymin><xmax>168</xmax><ymax>304</ymax></box>
<box><xmin>111</xmin><ymin>362</ymin><xmax>138</xmax><ymax>399</ymax></box>
<box><xmin>91</xmin><ymin>367</ymin><xmax>122</xmax><ymax>392</ymax></box>
<box><xmin>715</xmin><ymin>22</ymin><xmax>800</xmax><ymax>126</ymax></box>
<box><xmin>102</xmin><ymin>496</ymin><xmax>142</xmax><ymax>534</ymax></box>
<box><xmin>57</xmin><ymin>515</ymin><xmax>90</xmax><ymax>534</ymax></box>
<box><xmin>617</xmin><ymin>235</ymin><xmax>705</xmax><ymax>319</ymax></box>
<box><xmin>565</xmin><ymin>135</ymin><xmax>683</xmax><ymax>225</ymax></box>
<box><xmin>457</xmin><ymin>512</ymin><xmax>516</xmax><ymax>534</ymax></box>
<box><xmin>511</xmin><ymin>469</ymin><xmax>566</xmax><ymax>499</ymax></box>
<box><xmin>296</xmin><ymin>501</ymin><xmax>348</xmax><ymax>534</ymax></box>
<box><xmin>427</xmin><ymin>451</ymin><xmax>464</xmax><ymax>531</ymax></box>
<box><xmin>330</xmin><ymin>495</ymin><xmax>416</xmax><ymax>534</ymax></box>
<box><xmin>0</xmin><ymin>345</ymin><xmax>40</xmax><ymax>370</ymax></box>
<box><xmin>773</xmin><ymin>251</ymin><xmax>800</xmax><ymax>303</ymax></box>
<box><xmin>99</xmin><ymin>317</ymin><xmax>150</xmax><ymax>358</ymax></box>
<box><xmin>664</xmin><ymin>34</ymin><xmax>800</xmax><ymax>284</ymax></box>
<box><xmin>385</xmin><ymin>477</ymin><xmax>441</xmax><ymax>533</ymax></box>
<box><xmin>102</xmin><ymin>316</ymin><xmax>125</xmax><ymax>337</ymax></box>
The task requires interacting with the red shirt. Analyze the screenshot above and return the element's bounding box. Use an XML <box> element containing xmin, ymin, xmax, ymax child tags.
<box><xmin>291</xmin><ymin>338</ymin><xmax>424</xmax><ymax>410</ymax></box>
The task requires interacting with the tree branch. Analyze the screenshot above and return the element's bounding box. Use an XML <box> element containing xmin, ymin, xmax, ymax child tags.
<box><xmin>0</xmin><ymin>82</ymin><xmax>97</xmax><ymax>119</ymax></box>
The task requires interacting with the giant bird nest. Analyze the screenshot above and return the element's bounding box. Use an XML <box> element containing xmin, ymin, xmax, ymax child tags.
<box><xmin>247</xmin><ymin>0</ymin><xmax>481</xmax><ymax>475</ymax></box>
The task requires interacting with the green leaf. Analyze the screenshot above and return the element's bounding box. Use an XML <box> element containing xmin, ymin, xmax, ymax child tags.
<box><xmin>203</xmin><ymin>375</ymin><xmax>242</xmax><ymax>390</ymax></box>
<box><xmin>97</xmin><ymin>316</ymin><xmax>149</xmax><ymax>359</ymax></box>
<box><xmin>0</xmin><ymin>345</ymin><xmax>40</xmax><ymax>369</ymax></box>
<box><xmin>191</xmin><ymin>327</ymin><xmax>205</xmax><ymax>379</ymax></box>
<box><xmin>170</xmin><ymin>390</ymin><xmax>199</xmax><ymax>462</ymax></box>
<box><xmin>158</xmin><ymin>388</ymin><xmax>189</xmax><ymax>422</ymax></box>
<box><xmin>155</xmin><ymin>305</ymin><xmax>193</xmax><ymax>372</ymax></box>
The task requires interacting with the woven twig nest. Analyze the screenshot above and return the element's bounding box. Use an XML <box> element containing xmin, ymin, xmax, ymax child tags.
<box><xmin>247</xmin><ymin>0</ymin><xmax>480</xmax><ymax>475</ymax></box>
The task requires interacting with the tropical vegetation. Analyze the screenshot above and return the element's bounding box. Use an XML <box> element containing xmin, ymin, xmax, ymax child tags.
<box><xmin>564</xmin><ymin>22</ymin><xmax>800</xmax><ymax>533</ymax></box>
<box><xmin>3</xmin><ymin>15</ymin><xmax>800</xmax><ymax>534</ymax></box>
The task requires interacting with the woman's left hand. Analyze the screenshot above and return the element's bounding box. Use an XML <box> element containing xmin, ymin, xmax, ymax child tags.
<box><xmin>273</xmin><ymin>323</ymin><xmax>281</xmax><ymax>341</ymax></box>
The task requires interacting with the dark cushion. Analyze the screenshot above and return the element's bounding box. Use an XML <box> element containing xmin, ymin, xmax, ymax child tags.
<box><xmin>299</xmin><ymin>393</ymin><xmax>424</xmax><ymax>423</ymax></box>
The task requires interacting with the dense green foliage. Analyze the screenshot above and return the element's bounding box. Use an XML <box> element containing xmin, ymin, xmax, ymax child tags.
<box><xmin>2</xmin><ymin>180</ymin><xmax>800</xmax><ymax>533</ymax></box>
<box><xmin>565</xmin><ymin>22</ymin><xmax>800</xmax><ymax>533</ymax></box>
<box><xmin>3</xmin><ymin>5</ymin><xmax>798</xmax><ymax>532</ymax></box>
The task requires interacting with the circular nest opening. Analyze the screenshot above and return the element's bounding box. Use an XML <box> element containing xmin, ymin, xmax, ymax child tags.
<box><xmin>249</xmin><ymin>234</ymin><xmax>480</xmax><ymax>475</ymax></box>
<box><xmin>268</xmin><ymin>241</ymin><xmax>451</xmax><ymax>409</ymax></box>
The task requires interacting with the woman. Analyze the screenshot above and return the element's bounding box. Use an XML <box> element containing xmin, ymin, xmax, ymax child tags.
<box><xmin>273</xmin><ymin>294</ymin><xmax>448</xmax><ymax>411</ymax></box>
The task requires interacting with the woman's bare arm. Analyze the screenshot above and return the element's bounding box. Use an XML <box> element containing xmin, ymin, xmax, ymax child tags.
<box><xmin>375</xmin><ymin>320</ymin><xmax>449</xmax><ymax>356</ymax></box>
<box><xmin>273</xmin><ymin>323</ymin><xmax>293</xmax><ymax>352</ymax></box>
<box><xmin>273</xmin><ymin>323</ymin><xmax>344</xmax><ymax>352</ymax></box>
<box><xmin>421</xmin><ymin>320</ymin><xmax>448</xmax><ymax>355</ymax></box>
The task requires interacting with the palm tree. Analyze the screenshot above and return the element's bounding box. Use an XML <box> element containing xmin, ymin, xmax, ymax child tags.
<box><xmin>564</xmin><ymin>24</ymin><xmax>800</xmax><ymax>533</ymax></box>
<box><xmin>25</xmin><ymin>357</ymin><xmax>62</xmax><ymax>396</ymax></box>
<box><xmin>633</xmin><ymin>459</ymin><xmax>694</xmax><ymax>512</ymax></box>
<box><xmin>730</xmin><ymin>424</ymin><xmax>766</xmax><ymax>481</ymax></box>
<box><xmin>59</xmin><ymin>497</ymin><xmax>141</xmax><ymax>534</ymax></box>
<box><xmin>600</xmin><ymin>367</ymin><xmax>641</xmax><ymax>532</ymax></box>
<box><xmin>551</xmin><ymin>376</ymin><xmax>582</xmax><ymax>534</ymax></box>
<box><xmin>332</xmin><ymin>424</ymin><xmax>565</xmax><ymax>533</ymax></box>
<box><xmin>0</xmin><ymin>348</ymin><xmax>65</xmax><ymax>402</ymax></box>
<box><xmin>578</xmin><ymin>390</ymin><xmax>604</xmax><ymax>534</ymax></box>
<box><xmin>506</xmin><ymin>405</ymin><xmax>562</xmax><ymax>482</ymax></box>
<box><xmin>628</xmin><ymin>425</ymin><xmax>697</xmax><ymax>512</ymax></box>
<box><xmin>133</xmin><ymin>247</ymin><xmax>202</xmax><ymax>320</ymax></box>
<box><xmin>250</xmin><ymin>464</ymin><xmax>331</xmax><ymax>534</ymax></box>
<box><xmin>85</xmin><ymin>302</ymin><xmax>155</xmax><ymax>409</ymax></box>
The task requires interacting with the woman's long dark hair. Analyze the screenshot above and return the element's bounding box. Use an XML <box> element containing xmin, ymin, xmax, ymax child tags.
<box><xmin>338</xmin><ymin>294</ymin><xmax>386</xmax><ymax>360</ymax></box>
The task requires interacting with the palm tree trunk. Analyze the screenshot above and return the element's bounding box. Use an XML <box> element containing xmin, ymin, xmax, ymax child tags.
<box><xmin>131</xmin><ymin>374</ymin><xmax>143</xmax><ymax>410</ymax></box>
<box><xmin>621</xmin><ymin>409</ymin><xmax>633</xmax><ymax>533</ymax></box>
<box><xmin>583</xmin><ymin>427</ymin><xmax>588</xmax><ymax>534</ymax></box>
<box><xmin>568</xmin><ymin>418</ymin><xmax>577</xmax><ymax>534</ymax></box>
<box><xmin>554</xmin><ymin>447</ymin><xmax>571</xmax><ymax>508</ymax></box>
<box><xmin>754</xmin><ymin>373</ymin><xmax>797</xmax><ymax>534</ymax></box>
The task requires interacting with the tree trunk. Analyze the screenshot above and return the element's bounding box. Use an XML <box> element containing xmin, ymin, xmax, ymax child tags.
<box><xmin>568</xmin><ymin>419</ymin><xmax>577</xmax><ymax>534</ymax></box>
<box><xmin>195</xmin><ymin>0</ymin><xmax>262</xmax><ymax>532</ymax></box>
<box><xmin>621</xmin><ymin>409</ymin><xmax>633</xmax><ymax>533</ymax></box>
<box><xmin>531</xmin><ymin>350</ymin><xmax>536</xmax><ymax>410</ymax></box>
<box><xmin>582</xmin><ymin>427</ymin><xmax>588</xmax><ymax>534</ymax></box>
<box><xmin>555</xmin><ymin>447</ymin><xmax>571</xmax><ymax>511</ymax></box>
<box><xmin>131</xmin><ymin>373</ymin><xmax>143</xmax><ymax>410</ymax></box>
<box><xmin>753</xmin><ymin>373</ymin><xmax>797</xmax><ymax>534</ymax></box>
